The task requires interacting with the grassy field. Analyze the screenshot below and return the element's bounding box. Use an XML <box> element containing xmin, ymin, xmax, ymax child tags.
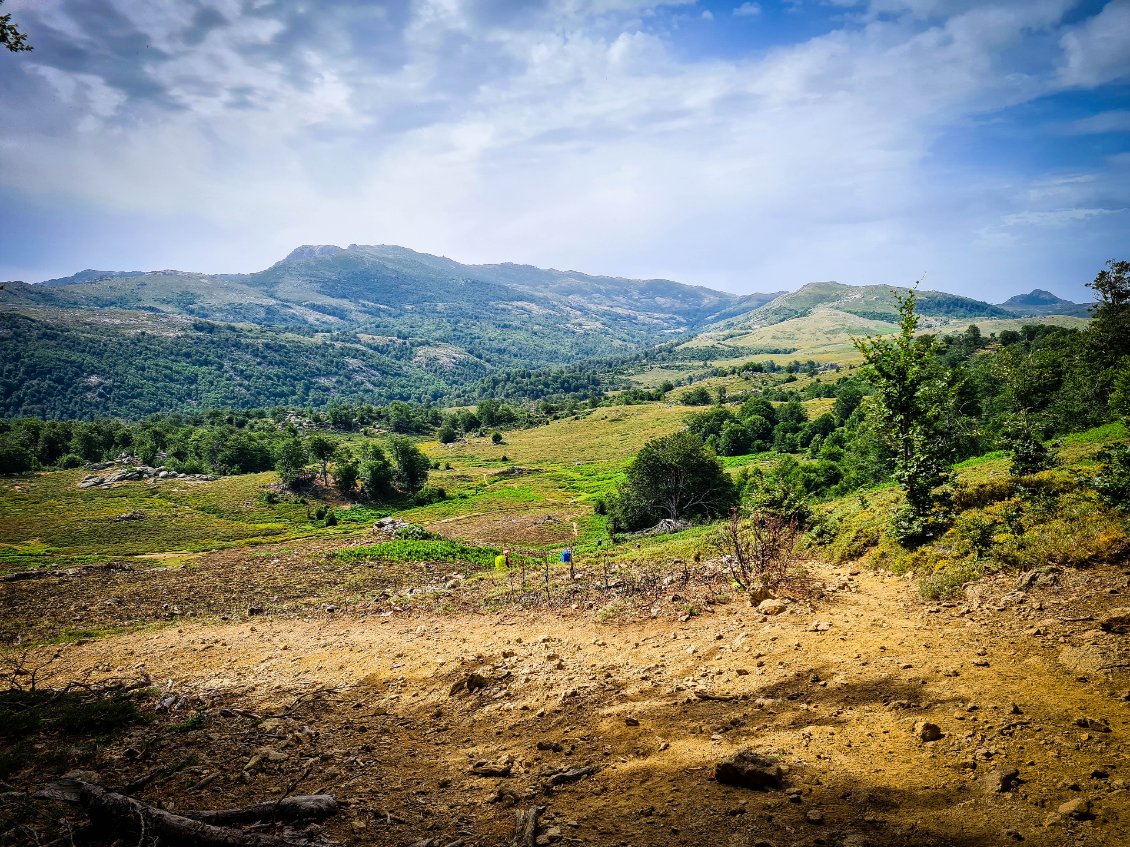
<box><xmin>0</xmin><ymin>470</ymin><xmax>372</xmax><ymax>574</ymax></box>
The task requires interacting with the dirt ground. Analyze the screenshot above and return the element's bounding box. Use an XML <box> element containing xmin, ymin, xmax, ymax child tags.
<box><xmin>3</xmin><ymin>546</ymin><xmax>1130</xmax><ymax>847</ymax></box>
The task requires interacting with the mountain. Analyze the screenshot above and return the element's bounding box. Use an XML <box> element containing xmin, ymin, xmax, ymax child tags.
<box><xmin>997</xmin><ymin>289</ymin><xmax>1092</xmax><ymax>317</ymax></box>
<box><xmin>0</xmin><ymin>245</ymin><xmax>783</xmax><ymax>418</ymax></box>
<box><xmin>0</xmin><ymin>250</ymin><xmax>1092</xmax><ymax>419</ymax></box>
<box><xmin>709</xmin><ymin>282</ymin><xmax>1016</xmax><ymax>333</ymax></box>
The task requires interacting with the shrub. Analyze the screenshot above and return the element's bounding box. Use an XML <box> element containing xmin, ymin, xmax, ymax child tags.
<box><xmin>491</xmin><ymin>431</ymin><xmax>503</xmax><ymax>444</ymax></box>
<box><xmin>393</xmin><ymin>523</ymin><xmax>435</xmax><ymax>540</ymax></box>
<box><xmin>1094</xmin><ymin>443</ymin><xmax>1130</xmax><ymax>510</ymax></box>
<box><xmin>918</xmin><ymin>553</ymin><xmax>983</xmax><ymax>600</ymax></box>
<box><xmin>337</xmin><ymin>539</ymin><xmax>499</xmax><ymax>568</ymax></box>
<box><xmin>712</xmin><ymin>508</ymin><xmax>802</xmax><ymax>594</ymax></box>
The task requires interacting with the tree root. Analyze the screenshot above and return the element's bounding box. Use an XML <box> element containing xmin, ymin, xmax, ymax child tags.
<box><xmin>36</xmin><ymin>777</ymin><xmax>338</xmax><ymax>846</ymax></box>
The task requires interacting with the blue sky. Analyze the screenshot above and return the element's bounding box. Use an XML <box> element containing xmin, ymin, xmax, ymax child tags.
<box><xmin>0</xmin><ymin>0</ymin><xmax>1127</xmax><ymax>300</ymax></box>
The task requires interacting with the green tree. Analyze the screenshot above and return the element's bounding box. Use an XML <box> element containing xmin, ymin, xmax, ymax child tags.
<box><xmin>306</xmin><ymin>434</ymin><xmax>337</xmax><ymax>485</ymax></box>
<box><xmin>1087</xmin><ymin>259</ymin><xmax>1130</xmax><ymax>366</ymax></box>
<box><xmin>1</xmin><ymin>1</ymin><xmax>32</xmax><ymax>52</ymax></box>
<box><xmin>388</xmin><ymin>436</ymin><xmax>430</xmax><ymax>495</ymax></box>
<box><xmin>853</xmin><ymin>289</ymin><xmax>956</xmax><ymax>544</ymax></box>
<box><xmin>359</xmin><ymin>443</ymin><xmax>394</xmax><ymax>500</ymax></box>
<box><xmin>331</xmin><ymin>457</ymin><xmax>360</xmax><ymax>497</ymax></box>
<box><xmin>275</xmin><ymin>437</ymin><xmax>308</xmax><ymax>488</ymax></box>
<box><xmin>612</xmin><ymin>432</ymin><xmax>736</xmax><ymax>530</ymax></box>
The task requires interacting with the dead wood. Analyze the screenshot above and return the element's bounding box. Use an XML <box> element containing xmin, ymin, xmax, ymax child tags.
<box><xmin>36</xmin><ymin>777</ymin><xmax>337</xmax><ymax>847</ymax></box>
<box><xmin>184</xmin><ymin>795</ymin><xmax>339</xmax><ymax>826</ymax></box>
<box><xmin>510</xmin><ymin>805</ymin><xmax>541</xmax><ymax>847</ymax></box>
<box><xmin>545</xmin><ymin>765</ymin><xmax>597</xmax><ymax>786</ymax></box>
<box><xmin>693</xmin><ymin>689</ymin><xmax>742</xmax><ymax>702</ymax></box>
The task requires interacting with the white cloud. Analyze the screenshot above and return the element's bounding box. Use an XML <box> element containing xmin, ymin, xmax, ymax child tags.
<box><xmin>733</xmin><ymin>2</ymin><xmax>762</xmax><ymax>17</ymax></box>
<box><xmin>1059</xmin><ymin>0</ymin><xmax>1130</xmax><ymax>87</ymax></box>
<box><xmin>1061</xmin><ymin>110</ymin><xmax>1130</xmax><ymax>135</ymax></box>
<box><xmin>0</xmin><ymin>0</ymin><xmax>1126</xmax><ymax>298</ymax></box>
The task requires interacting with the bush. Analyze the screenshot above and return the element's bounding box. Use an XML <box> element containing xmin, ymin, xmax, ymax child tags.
<box><xmin>337</xmin><ymin>539</ymin><xmax>499</xmax><ymax>568</ymax></box>
<box><xmin>56</xmin><ymin>453</ymin><xmax>83</xmax><ymax>470</ymax></box>
<box><xmin>324</xmin><ymin>510</ymin><xmax>338</xmax><ymax>527</ymax></box>
<box><xmin>610</xmin><ymin>431</ymin><xmax>736</xmax><ymax>531</ymax></box>
<box><xmin>917</xmin><ymin>553</ymin><xmax>983</xmax><ymax>600</ymax></box>
<box><xmin>0</xmin><ymin>442</ymin><xmax>35</xmax><ymax>475</ymax></box>
<box><xmin>393</xmin><ymin>523</ymin><xmax>435</xmax><ymax>540</ymax></box>
<box><xmin>413</xmin><ymin>485</ymin><xmax>447</xmax><ymax>505</ymax></box>
<box><xmin>491</xmin><ymin>431</ymin><xmax>503</xmax><ymax>444</ymax></box>
<box><xmin>1094</xmin><ymin>443</ymin><xmax>1130</xmax><ymax>509</ymax></box>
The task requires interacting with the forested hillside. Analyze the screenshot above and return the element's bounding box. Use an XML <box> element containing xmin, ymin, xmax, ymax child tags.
<box><xmin>0</xmin><ymin>246</ymin><xmax>1089</xmax><ymax>419</ymax></box>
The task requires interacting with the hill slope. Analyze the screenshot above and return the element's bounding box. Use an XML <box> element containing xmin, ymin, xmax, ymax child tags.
<box><xmin>0</xmin><ymin>251</ymin><xmax>1094</xmax><ymax>418</ymax></box>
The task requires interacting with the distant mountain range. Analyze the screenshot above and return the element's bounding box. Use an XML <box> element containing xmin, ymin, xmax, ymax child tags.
<box><xmin>0</xmin><ymin>246</ymin><xmax>1091</xmax><ymax>418</ymax></box>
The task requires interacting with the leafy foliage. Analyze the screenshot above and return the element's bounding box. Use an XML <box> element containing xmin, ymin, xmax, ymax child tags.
<box><xmin>610</xmin><ymin>432</ymin><xmax>736</xmax><ymax>530</ymax></box>
<box><xmin>853</xmin><ymin>290</ymin><xmax>956</xmax><ymax>544</ymax></box>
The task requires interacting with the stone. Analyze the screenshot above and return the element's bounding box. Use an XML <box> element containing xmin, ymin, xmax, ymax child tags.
<box><xmin>914</xmin><ymin>721</ymin><xmax>943</xmax><ymax>742</ymax></box>
<box><xmin>805</xmin><ymin>808</ymin><xmax>825</xmax><ymax>824</ymax></box>
<box><xmin>1057</xmin><ymin>797</ymin><xmax>1092</xmax><ymax>820</ymax></box>
<box><xmin>757</xmin><ymin>599</ymin><xmax>789</xmax><ymax>616</ymax></box>
<box><xmin>625</xmin><ymin>716</ymin><xmax>640</xmax><ymax>726</ymax></box>
<box><xmin>1099</xmin><ymin>607</ymin><xmax>1130</xmax><ymax>634</ymax></box>
<box><xmin>986</xmin><ymin>768</ymin><xmax>1020</xmax><ymax>793</ymax></box>
<box><xmin>1075</xmin><ymin>716</ymin><xmax>1111</xmax><ymax>733</ymax></box>
<box><xmin>714</xmin><ymin>749</ymin><xmax>784</xmax><ymax>790</ymax></box>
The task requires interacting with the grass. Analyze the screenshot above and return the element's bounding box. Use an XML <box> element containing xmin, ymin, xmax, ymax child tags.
<box><xmin>0</xmin><ymin>469</ymin><xmax>376</xmax><ymax>573</ymax></box>
<box><xmin>337</xmin><ymin>539</ymin><xmax>501</xmax><ymax>568</ymax></box>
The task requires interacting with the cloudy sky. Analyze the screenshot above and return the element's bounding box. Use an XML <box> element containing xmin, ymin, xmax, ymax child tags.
<box><xmin>1</xmin><ymin>0</ymin><xmax>1127</xmax><ymax>299</ymax></box>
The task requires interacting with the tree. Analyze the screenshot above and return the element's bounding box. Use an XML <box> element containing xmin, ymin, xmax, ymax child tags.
<box><xmin>331</xmin><ymin>457</ymin><xmax>360</xmax><ymax>497</ymax></box>
<box><xmin>388</xmin><ymin>436</ymin><xmax>430</xmax><ymax>495</ymax></box>
<box><xmin>306</xmin><ymin>434</ymin><xmax>337</xmax><ymax>486</ymax></box>
<box><xmin>853</xmin><ymin>289</ymin><xmax>956</xmax><ymax>545</ymax></box>
<box><xmin>275</xmin><ymin>438</ymin><xmax>308</xmax><ymax>488</ymax></box>
<box><xmin>359</xmin><ymin>443</ymin><xmax>394</xmax><ymax>500</ymax></box>
<box><xmin>611</xmin><ymin>432</ymin><xmax>736</xmax><ymax>530</ymax></box>
<box><xmin>1</xmin><ymin>1</ymin><xmax>32</xmax><ymax>52</ymax></box>
<box><xmin>1086</xmin><ymin>259</ymin><xmax>1130</xmax><ymax>368</ymax></box>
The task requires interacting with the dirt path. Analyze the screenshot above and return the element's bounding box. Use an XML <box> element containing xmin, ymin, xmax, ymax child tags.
<box><xmin>14</xmin><ymin>558</ymin><xmax>1129</xmax><ymax>847</ymax></box>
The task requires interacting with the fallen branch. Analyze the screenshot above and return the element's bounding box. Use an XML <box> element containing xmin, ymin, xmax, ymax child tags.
<box><xmin>36</xmin><ymin>777</ymin><xmax>337</xmax><ymax>847</ymax></box>
<box><xmin>693</xmin><ymin>690</ymin><xmax>743</xmax><ymax>702</ymax></box>
<box><xmin>510</xmin><ymin>806</ymin><xmax>541</xmax><ymax>847</ymax></box>
<box><xmin>545</xmin><ymin>765</ymin><xmax>597</xmax><ymax>786</ymax></box>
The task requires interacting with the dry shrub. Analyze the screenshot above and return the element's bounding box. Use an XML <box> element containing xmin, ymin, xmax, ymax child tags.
<box><xmin>713</xmin><ymin>508</ymin><xmax>810</xmax><ymax>596</ymax></box>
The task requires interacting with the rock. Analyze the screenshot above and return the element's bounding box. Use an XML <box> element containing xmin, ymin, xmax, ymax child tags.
<box><xmin>805</xmin><ymin>809</ymin><xmax>825</xmax><ymax>824</ymax></box>
<box><xmin>1099</xmin><ymin>607</ymin><xmax>1130</xmax><ymax>634</ymax></box>
<box><xmin>914</xmin><ymin>722</ymin><xmax>943</xmax><ymax>742</ymax></box>
<box><xmin>1057</xmin><ymin>797</ymin><xmax>1092</xmax><ymax>820</ymax></box>
<box><xmin>450</xmin><ymin>672</ymin><xmax>490</xmax><ymax>696</ymax></box>
<box><xmin>247</xmin><ymin>605</ymin><xmax>265</xmax><ymax>616</ymax></box>
<box><xmin>1075</xmin><ymin>716</ymin><xmax>1112</xmax><ymax>733</ymax></box>
<box><xmin>714</xmin><ymin>749</ymin><xmax>784</xmax><ymax>790</ymax></box>
<box><xmin>471</xmin><ymin>756</ymin><xmax>513</xmax><ymax>777</ymax></box>
<box><xmin>757</xmin><ymin>599</ymin><xmax>789</xmax><ymax>616</ymax></box>
<box><xmin>78</xmin><ymin>475</ymin><xmax>104</xmax><ymax>488</ymax></box>
<box><xmin>536</xmin><ymin>740</ymin><xmax>564</xmax><ymax>752</ymax></box>
<box><xmin>985</xmin><ymin>768</ymin><xmax>1020</xmax><ymax>793</ymax></box>
<box><xmin>810</xmin><ymin>621</ymin><xmax>832</xmax><ymax>632</ymax></box>
<box><xmin>625</xmin><ymin>716</ymin><xmax>640</xmax><ymax>727</ymax></box>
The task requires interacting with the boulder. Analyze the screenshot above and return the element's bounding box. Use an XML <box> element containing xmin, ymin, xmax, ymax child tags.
<box><xmin>757</xmin><ymin>599</ymin><xmax>789</xmax><ymax>616</ymax></box>
<box><xmin>913</xmin><ymin>721</ymin><xmax>943</xmax><ymax>742</ymax></box>
<box><xmin>1099</xmin><ymin>607</ymin><xmax>1130</xmax><ymax>635</ymax></box>
<box><xmin>714</xmin><ymin>749</ymin><xmax>784</xmax><ymax>790</ymax></box>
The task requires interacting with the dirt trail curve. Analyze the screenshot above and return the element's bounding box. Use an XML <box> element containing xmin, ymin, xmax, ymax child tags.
<box><xmin>12</xmin><ymin>559</ymin><xmax>1130</xmax><ymax>847</ymax></box>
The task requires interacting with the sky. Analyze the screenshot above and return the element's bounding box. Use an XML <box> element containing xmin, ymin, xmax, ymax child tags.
<box><xmin>0</xmin><ymin>0</ymin><xmax>1127</xmax><ymax>301</ymax></box>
